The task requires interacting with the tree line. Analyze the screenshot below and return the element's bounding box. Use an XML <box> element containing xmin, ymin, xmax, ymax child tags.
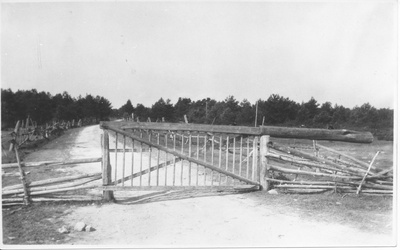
<box><xmin>1</xmin><ymin>89</ymin><xmax>112</xmax><ymax>129</ymax></box>
<box><xmin>115</xmin><ymin>94</ymin><xmax>393</xmax><ymax>140</ymax></box>
<box><xmin>1</xmin><ymin>88</ymin><xmax>393</xmax><ymax>140</ymax></box>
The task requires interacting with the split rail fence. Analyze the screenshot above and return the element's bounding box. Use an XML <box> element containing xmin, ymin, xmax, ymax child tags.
<box><xmin>2</xmin><ymin>118</ymin><xmax>95</xmax><ymax>206</ymax></box>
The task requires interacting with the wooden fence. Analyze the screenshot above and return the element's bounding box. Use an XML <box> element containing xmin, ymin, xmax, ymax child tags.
<box><xmin>2</xmin><ymin>118</ymin><xmax>97</xmax><ymax>206</ymax></box>
<box><xmin>99</xmin><ymin>121</ymin><xmax>389</xmax><ymax>200</ymax></box>
<box><xmin>2</xmin><ymin>121</ymin><xmax>391</xmax><ymax>207</ymax></box>
<box><xmin>261</xmin><ymin>140</ymin><xmax>393</xmax><ymax>195</ymax></box>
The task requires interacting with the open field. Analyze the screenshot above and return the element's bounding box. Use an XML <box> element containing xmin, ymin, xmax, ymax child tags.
<box><xmin>1</xmin><ymin>125</ymin><xmax>395</xmax><ymax>247</ymax></box>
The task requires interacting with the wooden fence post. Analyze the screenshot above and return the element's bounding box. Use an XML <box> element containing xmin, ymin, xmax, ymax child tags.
<box><xmin>260</xmin><ymin>135</ymin><xmax>270</xmax><ymax>191</ymax></box>
<box><xmin>10</xmin><ymin>121</ymin><xmax>20</xmax><ymax>151</ymax></box>
<box><xmin>14</xmin><ymin>147</ymin><xmax>30</xmax><ymax>205</ymax></box>
<box><xmin>9</xmin><ymin>121</ymin><xmax>30</xmax><ymax>205</ymax></box>
<box><xmin>102</xmin><ymin>129</ymin><xmax>114</xmax><ymax>202</ymax></box>
<box><xmin>252</xmin><ymin>136</ymin><xmax>259</xmax><ymax>182</ymax></box>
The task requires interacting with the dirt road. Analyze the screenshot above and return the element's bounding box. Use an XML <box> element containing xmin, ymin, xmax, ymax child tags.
<box><xmin>25</xmin><ymin>125</ymin><xmax>396</xmax><ymax>247</ymax></box>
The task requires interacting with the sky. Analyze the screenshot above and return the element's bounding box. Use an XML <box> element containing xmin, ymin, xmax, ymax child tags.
<box><xmin>1</xmin><ymin>1</ymin><xmax>397</xmax><ymax>110</ymax></box>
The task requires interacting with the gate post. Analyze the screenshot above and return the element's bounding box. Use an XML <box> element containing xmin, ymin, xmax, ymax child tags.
<box><xmin>101</xmin><ymin>129</ymin><xmax>115</xmax><ymax>202</ymax></box>
<box><xmin>252</xmin><ymin>136</ymin><xmax>259</xmax><ymax>182</ymax></box>
<box><xmin>260</xmin><ymin>135</ymin><xmax>270</xmax><ymax>191</ymax></box>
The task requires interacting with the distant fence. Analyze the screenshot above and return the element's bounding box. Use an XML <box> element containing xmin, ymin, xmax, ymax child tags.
<box><xmin>3</xmin><ymin>117</ymin><xmax>82</xmax><ymax>150</ymax></box>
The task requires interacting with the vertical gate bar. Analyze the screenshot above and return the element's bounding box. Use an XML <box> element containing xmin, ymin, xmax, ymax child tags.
<box><xmin>148</xmin><ymin>145</ymin><xmax>152</xmax><ymax>186</ymax></box>
<box><xmin>211</xmin><ymin>135</ymin><xmax>215</xmax><ymax>186</ymax></box>
<box><xmin>232</xmin><ymin>137</ymin><xmax>236</xmax><ymax>175</ymax></box>
<box><xmin>139</xmin><ymin>142</ymin><xmax>143</xmax><ymax>186</ymax></box>
<box><xmin>225</xmin><ymin>135</ymin><xmax>229</xmax><ymax>184</ymax></box>
<box><xmin>196</xmin><ymin>133</ymin><xmax>199</xmax><ymax>160</ymax></box>
<box><xmin>218</xmin><ymin>136</ymin><xmax>222</xmax><ymax>186</ymax></box>
<box><xmin>173</xmin><ymin>133</ymin><xmax>176</xmax><ymax>186</ymax></box>
<box><xmin>181</xmin><ymin>133</ymin><xmax>184</xmax><ymax>186</ymax></box>
<box><xmin>196</xmin><ymin>133</ymin><xmax>199</xmax><ymax>186</ymax></box>
<box><xmin>188</xmin><ymin>134</ymin><xmax>192</xmax><ymax>186</ymax></box>
<box><xmin>164</xmin><ymin>133</ymin><xmax>168</xmax><ymax>186</ymax></box>
<box><xmin>122</xmin><ymin>136</ymin><xmax>126</xmax><ymax>187</ymax></box>
<box><xmin>239</xmin><ymin>136</ymin><xmax>243</xmax><ymax>178</ymax></box>
<box><xmin>204</xmin><ymin>134</ymin><xmax>207</xmax><ymax>185</ymax></box>
<box><xmin>204</xmin><ymin>134</ymin><xmax>207</xmax><ymax>162</ymax></box>
<box><xmin>156</xmin><ymin>133</ymin><xmax>160</xmax><ymax>186</ymax></box>
<box><xmin>149</xmin><ymin>130</ymin><xmax>152</xmax><ymax>144</ymax></box>
<box><xmin>131</xmin><ymin>138</ymin><xmax>134</xmax><ymax>186</ymax></box>
<box><xmin>114</xmin><ymin>133</ymin><xmax>118</xmax><ymax>183</ymax></box>
<box><xmin>246</xmin><ymin>137</ymin><xmax>250</xmax><ymax>179</ymax></box>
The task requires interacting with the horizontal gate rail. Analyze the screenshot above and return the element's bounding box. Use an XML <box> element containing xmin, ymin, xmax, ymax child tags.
<box><xmin>101</xmin><ymin>121</ymin><xmax>374</xmax><ymax>143</ymax></box>
<box><xmin>102</xmin><ymin>125</ymin><xmax>261</xmax><ymax>187</ymax></box>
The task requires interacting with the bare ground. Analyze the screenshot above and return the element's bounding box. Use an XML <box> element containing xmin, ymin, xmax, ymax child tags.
<box><xmin>2</xmin><ymin>125</ymin><xmax>396</xmax><ymax>248</ymax></box>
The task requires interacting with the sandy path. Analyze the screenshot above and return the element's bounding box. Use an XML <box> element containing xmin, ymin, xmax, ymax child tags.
<box><xmin>64</xmin><ymin>194</ymin><xmax>394</xmax><ymax>247</ymax></box>
<box><xmin>54</xmin><ymin>125</ymin><xmax>395</xmax><ymax>247</ymax></box>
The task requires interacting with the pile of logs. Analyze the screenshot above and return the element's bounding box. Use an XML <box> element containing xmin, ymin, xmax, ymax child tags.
<box><xmin>265</xmin><ymin>141</ymin><xmax>393</xmax><ymax>195</ymax></box>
